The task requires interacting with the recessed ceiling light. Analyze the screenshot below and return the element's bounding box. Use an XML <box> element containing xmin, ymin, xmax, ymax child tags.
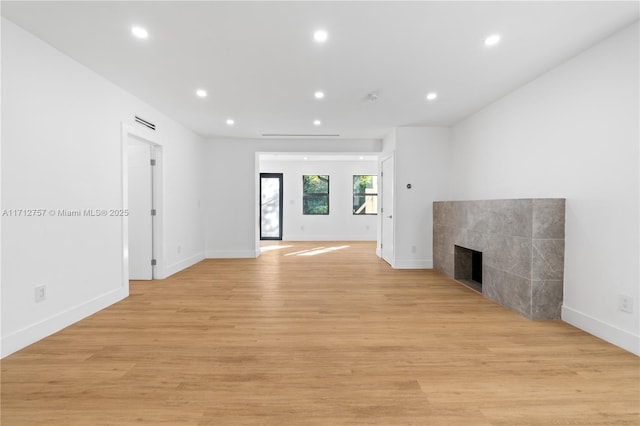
<box><xmin>484</xmin><ymin>34</ymin><xmax>501</xmax><ymax>47</ymax></box>
<box><xmin>303</xmin><ymin>157</ymin><xmax>309</xmax><ymax>160</ymax></box>
<box><xmin>226</xmin><ymin>118</ymin><xmax>235</xmax><ymax>125</ymax></box>
<box><xmin>314</xmin><ymin>30</ymin><xmax>328</xmax><ymax>43</ymax></box>
<box><xmin>314</xmin><ymin>91</ymin><xmax>325</xmax><ymax>99</ymax></box>
<box><xmin>426</xmin><ymin>92</ymin><xmax>438</xmax><ymax>101</ymax></box>
<box><xmin>196</xmin><ymin>89</ymin><xmax>207</xmax><ymax>98</ymax></box>
<box><xmin>131</xmin><ymin>26</ymin><xmax>148</xmax><ymax>39</ymax></box>
<box><xmin>313</xmin><ymin>119</ymin><xmax>321</xmax><ymax>126</ymax></box>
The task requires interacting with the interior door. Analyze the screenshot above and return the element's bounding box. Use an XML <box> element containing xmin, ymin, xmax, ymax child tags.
<box><xmin>381</xmin><ymin>156</ymin><xmax>394</xmax><ymax>265</ymax></box>
<box><xmin>260</xmin><ymin>173</ymin><xmax>283</xmax><ymax>240</ymax></box>
<box><xmin>128</xmin><ymin>137</ymin><xmax>153</xmax><ymax>279</ymax></box>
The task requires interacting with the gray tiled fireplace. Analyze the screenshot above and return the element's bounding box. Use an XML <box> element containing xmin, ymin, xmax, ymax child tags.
<box><xmin>433</xmin><ymin>199</ymin><xmax>565</xmax><ymax>320</ymax></box>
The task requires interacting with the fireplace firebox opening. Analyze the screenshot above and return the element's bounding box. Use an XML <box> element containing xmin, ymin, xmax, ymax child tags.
<box><xmin>454</xmin><ymin>245</ymin><xmax>483</xmax><ymax>293</ymax></box>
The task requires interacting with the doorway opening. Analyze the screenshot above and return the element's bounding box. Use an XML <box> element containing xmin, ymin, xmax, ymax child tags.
<box><xmin>260</xmin><ymin>173</ymin><xmax>283</xmax><ymax>240</ymax></box>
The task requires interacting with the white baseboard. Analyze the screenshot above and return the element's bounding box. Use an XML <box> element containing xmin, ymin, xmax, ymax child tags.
<box><xmin>562</xmin><ymin>305</ymin><xmax>640</xmax><ymax>356</ymax></box>
<box><xmin>206</xmin><ymin>249</ymin><xmax>259</xmax><ymax>259</ymax></box>
<box><xmin>163</xmin><ymin>252</ymin><xmax>205</xmax><ymax>278</ymax></box>
<box><xmin>392</xmin><ymin>258</ymin><xmax>433</xmax><ymax>269</ymax></box>
<box><xmin>1</xmin><ymin>286</ymin><xmax>128</xmax><ymax>358</ymax></box>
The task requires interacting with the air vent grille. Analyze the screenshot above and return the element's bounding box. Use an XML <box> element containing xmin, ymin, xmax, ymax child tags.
<box><xmin>262</xmin><ymin>134</ymin><xmax>340</xmax><ymax>137</ymax></box>
<box><xmin>135</xmin><ymin>116</ymin><xmax>156</xmax><ymax>131</ymax></box>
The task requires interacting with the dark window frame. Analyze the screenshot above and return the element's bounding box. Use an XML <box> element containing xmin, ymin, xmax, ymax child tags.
<box><xmin>352</xmin><ymin>175</ymin><xmax>378</xmax><ymax>215</ymax></box>
<box><xmin>302</xmin><ymin>175</ymin><xmax>330</xmax><ymax>215</ymax></box>
<box><xmin>260</xmin><ymin>173</ymin><xmax>284</xmax><ymax>240</ymax></box>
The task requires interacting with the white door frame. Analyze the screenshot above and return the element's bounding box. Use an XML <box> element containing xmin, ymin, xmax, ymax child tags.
<box><xmin>380</xmin><ymin>154</ymin><xmax>395</xmax><ymax>266</ymax></box>
<box><xmin>121</xmin><ymin>123</ymin><xmax>164</xmax><ymax>284</ymax></box>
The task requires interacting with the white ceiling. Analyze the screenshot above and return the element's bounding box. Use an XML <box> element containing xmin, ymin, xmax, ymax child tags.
<box><xmin>2</xmin><ymin>1</ymin><xmax>638</xmax><ymax>140</ymax></box>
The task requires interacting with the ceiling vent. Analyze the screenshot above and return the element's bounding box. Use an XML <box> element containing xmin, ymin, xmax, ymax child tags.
<box><xmin>262</xmin><ymin>134</ymin><xmax>340</xmax><ymax>137</ymax></box>
<box><xmin>365</xmin><ymin>92</ymin><xmax>379</xmax><ymax>102</ymax></box>
<box><xmin>135</xmin><ymin>115</ymin><xmax>156</xmax><ymax>131</ymax></box>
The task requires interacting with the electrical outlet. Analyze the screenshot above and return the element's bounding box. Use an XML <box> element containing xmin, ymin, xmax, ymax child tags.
<box><xmin>177</xmin><ymin>245</ymin><xmax>182</xmax><ymax>254</ymax></box>
<box><xmin>35</xmin><ymin>285</ymin><xmax>46</xmax><ymax>303</ymax></box>
<box><xmin>618</xmin><ymin>295</ymin><xmax>633</xmax><ymax>313</ymax></box>
<box><xmin>411</xmin><ymin>245</ymin><xmax>417</xmax><ymax>254</ymax></box>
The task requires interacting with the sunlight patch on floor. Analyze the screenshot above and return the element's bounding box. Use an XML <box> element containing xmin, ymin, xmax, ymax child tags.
<box><xmin>260</xmin><ymin>245</ymin><xmax>293</xmax><ymax>252</ymax></box>
<box><xmin>297</xmin><ymin>245</ymin><xmax>350</xmax><ymax>256</ymax></box>
<box><xmin>284</xmin><ymin>247</ymin><xmax>326</xmax><ymax>256</ymax></box>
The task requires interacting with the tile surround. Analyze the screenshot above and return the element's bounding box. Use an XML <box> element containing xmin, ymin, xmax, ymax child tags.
<box><xmin>433</xmin><ymin>199</ymin><xmax>565</xmax><ymax>320</ymax></box>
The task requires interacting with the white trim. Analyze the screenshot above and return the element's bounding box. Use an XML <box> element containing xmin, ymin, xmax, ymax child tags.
<box><xmin>121</xmin><ymin>123</ymin><xmax>163</xmax><ymax>280</ymax></box>
<box><xmin>206</xmin><ymin>249</ymin><xmax>260</xmax><ymax>259</ymax></box>
<box><xmin>150</xmin><ymin>145</ymin><xmax>164</xmax><ymax>279</ymax></box>
<box><xmin>392</xmin><ymin>258</ymin><xmax>433</xmax><ymax>269</ymax></box>
<box><xmin>254</xmin><ymin>153</ymin><xmax>261</xmax><ymax>256</ymax></box>
<box><xmin>1</xmin><ymin>287</ymin><xmax>127</xmax><ymax>358</ymax></box>
<box><xmin>380</xmin><ymin>154</ymin><xmax>396</xmax><ymax>266</ymax></box>
<box><xmin>120</xmin><ymin>124</ymin><xmax>130</xmax><ymax>290</ymax></box>
<box><xmin>562</xmin><ymin>305</ymin><xmax>640</xmax><ymax>356</ymax></box>
<box><xmin>164</xmin><ymin>253</ymin><xmax>206</xmax><ymax>278</ymax></box>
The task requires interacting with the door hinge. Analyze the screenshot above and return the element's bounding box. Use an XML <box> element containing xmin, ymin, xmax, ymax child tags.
<box><xmin>151</xmin><ymin>259</ymin><xmax>157</xmax><ymax>266</ymax></box>
<box><xmin>151</xmin><ymin>209</ymin><xmax>157</xmax><ymax>216</ymax></box>
<box><xmin>150</xmin><ymin>159</ymin><xmax>156</xmax><ymax>166</ymax></box>
<box><xmin>381</xmin><ymin>243</ymin><xmax>383</xmax><ymax>249</ymax></box>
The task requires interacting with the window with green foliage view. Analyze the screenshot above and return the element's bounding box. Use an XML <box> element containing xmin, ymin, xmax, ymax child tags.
<box><xmin>303</xmin><ymin>175</ymin><xmax>329</xmax><ymax>215</ymax></box>
<box><xmin>353</xmin><ymin>175</ymin><xmax>378</xmax><ymax>215</ymax></box>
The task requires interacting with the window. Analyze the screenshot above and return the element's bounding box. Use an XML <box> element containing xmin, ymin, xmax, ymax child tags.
<box><xmin>353</xmin><ymin>175</ymin><xmax>378</xmax><ymax>215</ymax></box>
<box><xmin>303</xmin><ymin>175</ymin><xmax>329</xmax><ymax>215</ymax></box>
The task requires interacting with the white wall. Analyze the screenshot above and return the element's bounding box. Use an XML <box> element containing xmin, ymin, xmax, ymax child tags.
<box><xmin>204</xmin><ymin>138</ymin><xmax>381</xmax><ymax>257</ymax></box>
<box><xmin>378</xmin><ymin>127</ymin><xmax>451</xmax><ymax>268</ymax></box>
<box><xmin>449</xmin><ymin>23</ymin><xmax>639</xmax><ymax>355</ymax></box>
<box><xmin>259</xmin><ymin>158</ymin><xmax>378</xmax><ymax>241</ymax></box>
<box><xmin>1</xmin><ymin>19</ymin><xmax>206</xmax><ymax>357</ymax></box>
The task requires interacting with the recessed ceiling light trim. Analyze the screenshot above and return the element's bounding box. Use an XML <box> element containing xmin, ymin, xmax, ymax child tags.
<box><xmin>426</xmin><ymin>92</ymin><xmax>438</xmax><ymax>101</ymax></box>
<box><xmin>226</xmin><ymin>118</ymin><xmax>235</xmax><ymax>125</ymax></box>
<box><xmin>196</xmin><ymin>89</ymin><xmax>207</xmax><ymax>98</ymax></box>
<box><xmin>314</xmin><ymin>30</ymin><xmax>328</xmax><ymax>43</ymax></box>
<box><xmin>484</xmin><ymin>34</ymin><xmax>501</xmax><ymax>47</ymax></box>
<box><xmin>131</xmin><ymin>26</ymin><xmax>148</xmax><ymax>39</ymax></box>
<box><xmin>314</xmin><ymin>91</ymin><xmax>325</xmax><ymax>99</ymax></box>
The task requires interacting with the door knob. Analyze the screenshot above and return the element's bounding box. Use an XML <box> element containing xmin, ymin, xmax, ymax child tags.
<box><xmin>387</xmin><ymin>215</ymin><xmax>392</xmax><ymax>219</ymax></box>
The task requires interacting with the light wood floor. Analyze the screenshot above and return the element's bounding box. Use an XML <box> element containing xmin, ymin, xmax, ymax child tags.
<box><xmin>2</xmin><ymin>241</ymin><xmax>638</xmax><ymax>425</ymax></box>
